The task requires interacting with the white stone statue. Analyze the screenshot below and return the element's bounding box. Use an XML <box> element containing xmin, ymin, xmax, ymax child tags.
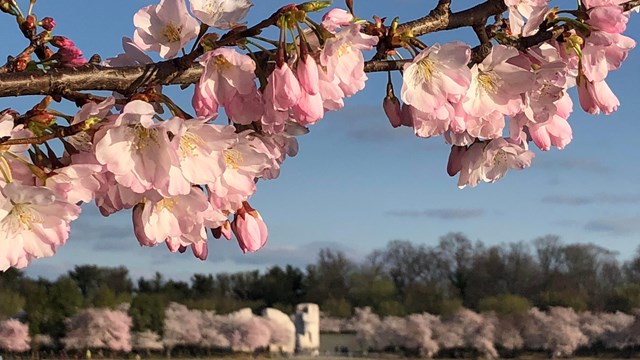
<box><xmin>295</xmin><ymin>303</ymin><xmax>320</xmax><ymax>355</ymax></box>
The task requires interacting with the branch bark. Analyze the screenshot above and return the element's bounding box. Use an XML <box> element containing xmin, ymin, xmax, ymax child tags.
<box><xmin>0</xmin><ymin>0</ymin><xmax>562</xmax><ymax>99</ymax></box>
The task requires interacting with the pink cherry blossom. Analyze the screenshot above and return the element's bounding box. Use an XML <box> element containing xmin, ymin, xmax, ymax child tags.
<box><xmin>104</xmin><ymin>37</ymin><xmax>153</xmax><ymax>67</ymax></box>
<box><xmin>133</xmin><ymin>188</ymin><xmax>226</xmax><ymax>248</ymax></box>
<box><xmin>164</xmin><ymin>117</ymin><xmax>236</xmax><ymax>184</ymax></box>
<box><xmin>45</xmin><ymin>160</ymin><xmax>103</xmax><ymax>204</ymax></box>
<box><xmin>0</xmin><ymin>182</ymin><xmax>80</xmax><ymax>270</ymax></box>
<box><xmin>457</xmin><ymin>138</ymin><xmax>534</xmax><ymax>188</ymax></box>
<box><xmin>322</xmin><ymin>8</ymin><xmax>353</xmax><ymax>33</ymax></box>
<box><xmin>260</xmin><ymin>84</ymin><xmax>289</xmax><ymax>134</ymax></box>
<box><xmin>226</xmin><ymin>90</ymin><xmax>264</xmax><ymax>125</ymax></box>
<box><xmin>268</xmin><ymin>62</ymin><xmax>302</xmax><ymax>111</ymax></box>
<box><xmin>583</xmin><ymin>0</ymin><xmax>629</xmax><ymax>34</ymax></box>
<box><xmin>320</xmin><ymin>24</ymin><xmax>378</xmax><ymax>97</ymax></box>
<box><xmin>528</xmin><ymin>114</ymin><xmax>573</xmax><ymax>150</ymax></box>
<box><xmin>465</xmin><ymin>110</ymin><xmax>505</xmax><ymax>140</ymax></box>
<box><xmin>133</xmin><ymin>0</ymin><xmax>199</xmax><ymax>59</ymax></box>
<box><xmin>94</xmin><ymin>172</ymin><xmax>144</xmax><ymax>216</ymax></box>
<box><xmin>463</xmin><ymin>45</ymin><xmax>535</xmax><ymax>118</ymax></box>
<box><xmin>318</xmin><ymin>66</ymin><xmax>345</xmax><ymax>111</ymax></box>
<box><xmin>504</xmin><ymin>0</ymin><xmax>548</xmax><ymax>36</ymax></box>
<box><xmin>406</xmin><ymin>103</ymin><xmax>453</xmax><ymax>138</ymax></box>
<box><xmin>291</xmin><ymin>91</ymin><xmax>324</xmax><ymax>126</ymax></box>
<box><xmin>0</xmin><ymin>114</ymin><xmax>34</xmax><ymax>184</ymax></box>
<box><xmin>401</xmin><ymin>42</ymin><xmax>472</xmax><ymax>115</ymax></box>
<box><xmin>192</xmin><ymin>80</ymin><xmax>220</xmax><ymax>120</ymax></box>
<box><xmin>194</xmin><ymin>48</ymin><xmax>259</xmax><ymax>119</ymax></box>
<box><xmin>250</xmin><ymin>127</ymin><xmax>301</xmax><ymax>179</ymax></box>
<box><xmin>297</xmin><ymin>54</ymin><xmax>320</xmax><ymax>95</ymax></box>
<box><xmin>207</xmin><ymin>132</ymin><xmax>271</xmax><ymax>211</ymax></box>
<box><xmin>93</xmin><ymin>101</ymin><xmax>187</xmax><ymax>195</ymax></box>
<box><xmin>190</xmin><ymin>0</ymin><xmax>252</xmax><ymax>29</ymax></box>
<box><xmin>519</xmin><ymin>45</ymin><xmax>569</xmax><ymax>124</ymax></box>
<box><xmin>231</xmin><ymin>202</ymin><xmax>268</xmax><ymax>253</ymax></box>
<box><xmin>577</xmin><ymin>77</ymin><xmax>619</xmax><ymax>115</ymax></box>
<box><xmin>581</xmin><ymin>31</ymin><xmax>636</xmax><ymax>83</ymax></box>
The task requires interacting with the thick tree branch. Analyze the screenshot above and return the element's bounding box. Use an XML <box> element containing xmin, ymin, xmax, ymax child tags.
<box><xmin>397</xmin><ymin>0</ymin><xmax>506</xmax><ymax>36</ymax></box>
<box><xmin>0</xmin><ymin>0</ymin><xmax>610</xmax><ymax>99</ymax></box>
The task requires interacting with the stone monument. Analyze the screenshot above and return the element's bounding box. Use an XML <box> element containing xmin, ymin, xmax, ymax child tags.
<box><xmin>295</xmin><ymin>303</ymin><xmax>320</xmax><ymax>355</ymax></box>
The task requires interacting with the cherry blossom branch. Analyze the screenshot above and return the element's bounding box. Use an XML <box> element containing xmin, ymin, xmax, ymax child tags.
<box><xmin>0</xmin><ymin>37</ymin><xmax>527</xmax><ymax>98</ymax></box>
<box><xmin>0</xmin><ymin>119</ymin><xmax>92</xmax><ymax>145</ymax></box>
<box><xmin>397</xmin><ymin>0</ymin><xmax>506</xmax><ymax>36</ymax></box>
<box><xmin>0</xmin><ymin>0</ymin><xmax>631</xmax><ymax>98</ymax></box>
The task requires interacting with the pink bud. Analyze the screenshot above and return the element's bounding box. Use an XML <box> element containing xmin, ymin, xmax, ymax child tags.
<box><xmin>165</xmin><ymin>238</ymin><xmax>185</xmax><ymax>253</ymax></box>
<box><xmin>132</xmin><ymin>204</ymin><xmax>155</xmax><ymax>247</ymax></box>
<box><xmin>383</xmin><ymin>95</ymin><xmax>402</xmax><ymax>128</ymax></box>
<box><xmin>400</xmin><ymin>103</ymin><xmax>414</xmax><ymax>127</ymax></box>
<box><xmin>577</xmin><ymin>78</ymin><xmax>619</xmax><ymax>115</ymax></box>
<box><xmin>270</xmin><ymin>63</ymin><xmax>302</xmax><ymax>111</ymax></box>
<box><xmin>447</xmin><ymin>145</ymin><xmax>467</xmax><ymax>176</ymax></box>
<box><xmin>191</xmin><ymin>242</ymin><xmax>208</xmax><ymax>260</ymax></box>
<box><xmin>211</xmin><ymin>220</ymin><xmax>232</xmax><ymax>240</ymax></box>
<box><xmin>50</xmin><ymin>36</ymin><xmax>74</xmax><ymax>48</ymax></box>
<box><xmin>40</xmin><ymin>17</ymin><xmax>56</xmax><ymax>31</ymax></box>
<box><xmin>231</xmin><ymin>202</ymin><xmax>268</xmax><ymax>253</ymax></box>
<box><xmin>192</xmin><ymin>80</ymin><xmax>219</xmax><ymax>120</ymax></box>
<box><xmin>296</xmin><ymin>55</ymin><xmax>320</xmax><ymax>95</ymax></box>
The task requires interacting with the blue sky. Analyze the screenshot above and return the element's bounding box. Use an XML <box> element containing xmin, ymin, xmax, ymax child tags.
<box><xmin>0</xmin><ymin>0</ymin><xmax>639</xmax><ymax>281</ymax></box>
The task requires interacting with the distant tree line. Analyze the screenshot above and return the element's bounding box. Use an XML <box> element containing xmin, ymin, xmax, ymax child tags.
<box><xmin>1</xmin><ymin>233</ymin><xmax>640</xmax><ymax>344</ymax></box>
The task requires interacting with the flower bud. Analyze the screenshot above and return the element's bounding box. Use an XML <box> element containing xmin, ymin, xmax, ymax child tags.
<box><xmin>40</xmin><ymin>17</ymin><xmax>55</xmax><ymax>31</ymax></box>
<box><xmin>12</xmin><ymin>55</ymin><xmax>30</xmax><ymax>72</ymax></box>
<box><xmin>447</xmin><ymin>145</ymin><xmax>467</xmax><ymax>177</ymax></box>
<box><xmin>299</xmin><ymin>1</ymin><xmax>332</xmax><ymax>12</ymax></box>
<box><xmin>231</xmin><ymin>202</ymin><xmax>268</xmax><ymax>253</ymax></box>
<box><xmin>211</xmin><ymin>220</ymin><xmax>232</xmax><ymax>240</ymax></box>
<box><xmin>383</xmin><ymin>78</ymin><xmax>403</xmax><ymax>128</ymax></box>
<box><xmin>296</xmin><ymin>54</ymin><xmax>320</xmax><ymax>95</ymax></box>
<box><xmin>50</xmin><ymin>36</ymin><xmax>74</xmax><ymax>48</ymax></box>
<box><xmin>20</xmin><ymin>15</ymin><xmax>36</xmax><ymax>38</ymax></box>
<box><xmin>191</xmin><ymin>242</ymin><xmax>208</xmax><ymax>260</ymax></box>
<box><xmin>383</xmin><ymin>95</ymin><xmax>402</xmax><ymax>128</ymax></box>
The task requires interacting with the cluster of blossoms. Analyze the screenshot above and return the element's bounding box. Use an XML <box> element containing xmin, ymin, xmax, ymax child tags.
<box><xmin>0</xmin><ymin>0</ymin><xmax>636</xmax><ymax>270</ymax></box>
<box><xmin>0</xmin><ymin>0</ymin><xmax>380</xmax><ymax>270</ymax></box>
<box><xmin>388</xmin><ymin>0</ymin><xmax>636</xmax><ymax>187</ymax></box>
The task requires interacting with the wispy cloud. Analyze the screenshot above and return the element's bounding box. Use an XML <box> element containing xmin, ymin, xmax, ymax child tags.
<box><xmin>69</xmin><ymin>206</ymin><xmax>135</xmax><ymax>252</ymax></box>
<box><xmin>537</xmin><ymin>158</ymin><xmax>611</xmax><ymax>173</ymax></box>
<box><xmin>386</xmin><ymin>208</ymin><xmax>485</xmax><ymax>220</ymax></box>
<box><xmin>584</xmin><ymin>216</ymin><xmax>640</xmax><ymax>235</ymax></box>
<box><xmin>552</xmin><ymin>219</ymin><xmax>582</xmax><ymax>228</ymax></box>
<box><xmin>542</xmin><ymin>193</ymin><xmax>640</xmax><ymax>206</ymax></box>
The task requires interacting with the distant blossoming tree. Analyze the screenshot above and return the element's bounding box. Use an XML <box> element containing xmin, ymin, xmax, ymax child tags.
<box><xmin>0</xmin><ymin>319</ymin><xmax>30</xmax><ymax>352</ymax></box>
<box><xmin>61</xmin><ymin>308</ymin><xmax>133</xmax><ymax>352</ymax></box>
<box><xmin>163</xmin><ymin>302</ymin><xmax>202</xmax><ymax>356</ymax></box>
<box><xmin>132</xmin><ymin>330</ymin><xmax>164</xmax><ymax>354</ymax></box>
